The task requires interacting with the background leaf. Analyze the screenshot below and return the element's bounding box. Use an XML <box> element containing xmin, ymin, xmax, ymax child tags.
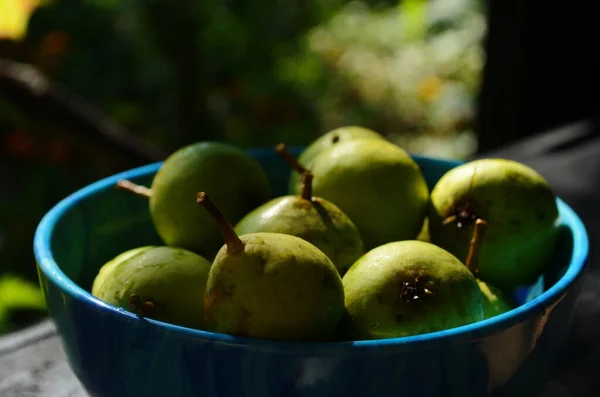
<box><xmin>0</xmin><ymin>274</ymin><xmax>46</xmax><ymax>311</ymax></box>
<box><xmin>0</xmin><ymin>0</ymin><xmax>45</xmax><ymax>40</ymax></box>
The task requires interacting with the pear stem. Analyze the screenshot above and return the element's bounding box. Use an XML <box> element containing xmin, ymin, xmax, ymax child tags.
<box><xmin>196</xmin><ymin>192</ymin><xmax>245</xmax><ymax>254</ymax></box>
<box><xmin>465</xmin><ymin>218</ymin><xmax>488</xmax><ymax>274</ymax></box>
<box><xmin>275</xmin><ymin>143</ymin><xmax>307</xmax><ymax>174</ymax></box>
<box><xmin>129</xmin><ymin>293</ymin><xmax>155</xmax><ymax>317</ymax></box>
<box><xmin>442</xmin><ymin>215</ymin><xmax>457</xmax><ymax>225</ymax></box>
<box><xmin>300</xmin><ymin>171</ymin><xmax>314</xmax><ymax>201</ymax></box>
<box><xmin>116</xmin><ymin>179</ymin><xmax>152</xmax><ymax>198</ymax></box>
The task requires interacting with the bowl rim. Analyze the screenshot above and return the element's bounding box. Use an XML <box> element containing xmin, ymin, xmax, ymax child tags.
<box><xmin>33</xmin><ymin>152</ymin><xmax>590</xmax><ymax>352</ymax></box>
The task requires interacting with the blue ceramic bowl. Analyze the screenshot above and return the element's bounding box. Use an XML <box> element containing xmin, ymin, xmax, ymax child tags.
<box><xmin>34</xmin><ymin>149</ymin><xmax>589</xmax><ymax>397</ymax></box>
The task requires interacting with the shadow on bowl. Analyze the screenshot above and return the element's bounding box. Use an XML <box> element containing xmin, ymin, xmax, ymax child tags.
<box><xmin>34</xmin><ymin>149</ymin><xmax>589</xmax><ymax>397</ymax></box>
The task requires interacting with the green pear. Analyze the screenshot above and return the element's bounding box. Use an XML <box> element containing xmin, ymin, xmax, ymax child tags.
<box><xmin>91</xmin><ymin>246</ymin><xmax>154</xmax><ymax>296</ymax></box>
<box><xmin>428</xmin><ymin>158</ymin><xmax>560</xmax><ymax>289</ymax></box>
<box><xmin>291</xmin><ymin>138</ymin><xmax>429</xmax><ymax>249</ymax></box>
<box><xmin>477</xmin><ymin>279</ymin><xmax>514</xmax><ymax>319</ymax></box>
<box><xmin>416</xmin><ymin>218</ymin><xmax>430</xmax><ymax>242</ymax></box>
<box><xmin>234</xmin><ymin>145</ymin><xmax>365</xmax><ymax>276</ymax></box>
<box><xmin>289</xmin><ymin>126</ymin><xmax>385</xmax><ymax>192</ymax></box>
<box><xmin>197</xmin><ymin>192</ymin><xmax>345</xmax><ymax>341</ymax></box>
<box><xmin>92</xmin><ymin>246</ymin><xmax>212</xmax><ymax>330</ymax></box>
<box><xmin>116</xmin><ymin>141</ymin><xmax>271</xmax><ymax>259</ymax></box>
<box><xmin>342</xmin><ymin>240</ymin><xmax>483</xmax><ymax>340</ymax></box>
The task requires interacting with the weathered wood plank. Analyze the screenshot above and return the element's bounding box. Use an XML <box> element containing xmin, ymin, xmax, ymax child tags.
<box><xmin>0</xmin><ymin>321</ymin><xmax>87</xmax><ymax>397</ymax></box>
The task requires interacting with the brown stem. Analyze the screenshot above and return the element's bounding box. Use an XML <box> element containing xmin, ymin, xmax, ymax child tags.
<box><xmin>196</xmin><ymin>192</ymin><xmax>245</xmax><ymax>254</ymax></box>
<box><xmin>128</xmin><ymin>293</ymin><xmax>155</xmax><ymax>317</ymax></box>
<box><xmin>300</xmin><ymin>171</ymin><xmax>314</xmax><ymax>201</ymax></box>
<box><xmin>465</xmin><ymin>218</ymin><xmax>488</xmax><ymax>274</ymax></box>
<box><xmin>275</xmin><ymin>143</ymin><xmax>307</xmax><ymax>174</ymax></box>
<box><xmin>442</xmin><ymin>214</ymin><xmax>457</xmax><ymax>225</ymax></box>
<box><xmin>116</xmin><ymin>179</ymin><xmax>152</xmax><ymax>198</ymax></box>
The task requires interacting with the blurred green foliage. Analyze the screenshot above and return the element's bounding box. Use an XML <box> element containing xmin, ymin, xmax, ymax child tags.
<box><xmin>0</xmin><ymin>0</ymin><xmax>486</xmax><ymax>333</ymax></box>
<box><xmin>0</xmin><ymin>274</ymin><xmax>46</xmax><ymax>333</ymax></box>
<box><xmin>278</xmin><ymin>0</ymin><xmax>485</xmax><ymax>158</ymax></box>
<box><xmin>4</xmin><ymin>0</ymin><xmax>484</xmax><ymax>154</ymax></box>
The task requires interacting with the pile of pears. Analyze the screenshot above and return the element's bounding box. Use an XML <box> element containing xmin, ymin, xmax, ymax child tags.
<box><xmin>91</xmin><ymin>127</ymin><xmax>560</xmax><ymax>342</ymax></box>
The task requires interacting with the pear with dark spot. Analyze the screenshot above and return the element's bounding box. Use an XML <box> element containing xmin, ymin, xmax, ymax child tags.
<box><xmin>342</xmin><ymin>240</ymin><xmax>483</xmax><ymax>340</ymax></box>
<box><xmin>92</xmin><ymin>246</ymin><xmax>212</xmax><ymax>330</ymax></box>
<box><xmin>428</xmin><ymin>158</ymin><xmax>560</xmax><ymax>289</ymax></box>
<box><xmin>234</xmin><ymin>144</ymin><xmax>365</xmax><ymax>276</ymax></box>
<box><xmin>290</xmin><ymin>138</ymin><xmax>429</xmax><ymax>250</ymax></box>
<box><xmin>197</xmin><ymin>192</ymin><xmax>345</xmax><ymax>341</ymax></box>
<box><xmin>288</xmin><ymin>126</ymin><xmax>385</xmax><ymax>192</ymax></box>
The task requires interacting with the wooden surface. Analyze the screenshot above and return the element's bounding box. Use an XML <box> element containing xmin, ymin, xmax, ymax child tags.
<box><xmin>0</xmin><ymin>320</ymin><xmax>87</xmax><ymax>397</ymax></box>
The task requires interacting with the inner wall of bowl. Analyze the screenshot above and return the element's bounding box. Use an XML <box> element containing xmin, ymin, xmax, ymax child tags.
<box><xmin>51</xmin><ymin>172</ymin><xmax>163</xmax><ymax>292</ymax></box>
<box><xmin>50</xmin><ymin>149</ymin><xmax>572</xmax><ymax>310</ymax></box>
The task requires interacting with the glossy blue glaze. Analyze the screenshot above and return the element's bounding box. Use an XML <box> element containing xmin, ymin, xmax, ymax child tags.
<box><xmin>34</xmin><ymin>149</ymin><xmax>589</xmax><ymax>397</ymax></box>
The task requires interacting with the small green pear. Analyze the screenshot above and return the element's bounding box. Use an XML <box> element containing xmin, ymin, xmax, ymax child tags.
<box><xmin>234</xmin><ymin>144</ymin><xmax>365</xmax><ymax>276</ymax></box>
<box><xmin>92</xmin><ymin>246</ymin><xmax>212</xmax><ymax>330</ymax></box>
<box><xmin>91</xmin><ymin>246</ymin><xmax>154</xmax><ymax>296</ymax></box>
<box><xmin>291</xmin><ymin>139</ymin><xmax>429</xmax><ymax>249</ymax></box>
<box><xmin>116</xmin><ymin>141</ymin><xmax>271</xmax><ymax>259</ymax></box>
<box><xmin>289</xmin><ymin>126</ymin><xmax>385</xmax><ymax>192</ymax></box>
<box><xmin>428</xmin><ymin>158</ymin><xmax>560</xmax><ymax>289</ymax></box>
<box><xmin>342</xmin><ymin>240</ymin><xmax>483</xmax><ymax>340</ymax></box>
<box><xmin>477</xmin><ymin>279</ymin><xmax>514</xmax><ymax>319</ymax></box>
<box><xmin>197</xmin><ymin>192</ymin><xmax>345</xmax><ymax>341</ymax></box>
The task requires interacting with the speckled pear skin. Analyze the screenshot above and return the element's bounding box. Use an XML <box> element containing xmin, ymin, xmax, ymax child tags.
<box><xmin>204</xmin><ymin>232</ymin><xmax>345</xmax><ymax>341</ymax></box>
<box><xmin>233</xmin><ymin>196</ymin><xmax>365</xmax><ymax>276</ymax></box>
<box><xmin>428</xmin><ymin>158</ymin><xmax>560</xmax><ymax>289</ymax></box>
<box><xmin>288</xmin><ymin>126</ymin><xmax>385</xmax><ymax>192</ymax></box>
<box><xmin>149</xmin><ymin>142</ymin><xmax>271</xmax><ymax>259</ymax></box>
<box><xmin>342</xmin><ymin>240</ymin><xmax>484</xmax><ymax>340</ymax></box>
<box><xmin>292</xmin><ymin>139</ymin><xmax>429</xmax><ymax>250</ymax></box>
<box><xmin>477</xmin><ymin>279</ymin><xmax>515</xmax><ymax>320</ymax></box>
<box><xmin>91</xmin><ymin>246</ymin><xmax>154</xmax><ymax>296</ymax></box>
<box><xmin>93</xmin><ymin>246</ymin><xmax>212</xmax><ymax>330</ymax></box>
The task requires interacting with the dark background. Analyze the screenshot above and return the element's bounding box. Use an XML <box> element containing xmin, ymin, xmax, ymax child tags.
<box><xmin>0</xmin><ymin>0</ymin><xmax>597</xmax><ymax>343</ymax></box>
